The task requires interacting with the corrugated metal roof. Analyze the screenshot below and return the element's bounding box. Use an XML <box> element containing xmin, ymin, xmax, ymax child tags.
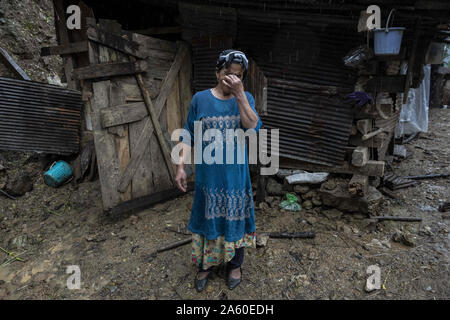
<box><xmin>0</xmin><ymin>77</ymin><xmax>82</xmax><ymax>155</ymax></box>
<box><xmin>235</xmin><ymin>13</ymin><xmax>360</xmax><ymax>166</ymax></box>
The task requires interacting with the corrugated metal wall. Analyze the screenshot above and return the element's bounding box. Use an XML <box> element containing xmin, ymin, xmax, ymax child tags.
<box><xmin>0</xmin><ymin>77</ymin><xmax>82</xmax><ymax>155</ymax></box>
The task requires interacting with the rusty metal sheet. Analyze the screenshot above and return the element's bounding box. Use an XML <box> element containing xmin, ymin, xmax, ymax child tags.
<box><xmin>0</xmin><ymin>77</ymin><xmax>82</xmax><ymax>155</ymax></box>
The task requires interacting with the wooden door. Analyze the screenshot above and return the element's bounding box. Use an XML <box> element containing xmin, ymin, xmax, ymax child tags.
<box><xmin>78</xmin><ymin>19</ymin><xmax>192</xmax><ymax>214</ymax></box>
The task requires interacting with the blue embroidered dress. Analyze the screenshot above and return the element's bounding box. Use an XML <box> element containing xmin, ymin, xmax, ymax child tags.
<box><xmin>181</xmin><ymin>89</ymin><xmax>262</xmax><ymax>269</ymax></box>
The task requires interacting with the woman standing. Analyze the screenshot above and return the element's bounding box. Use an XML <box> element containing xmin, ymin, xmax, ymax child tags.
<box><xmin>175</xmin><ymin>49</ymin><xmax>262</xmax><ymax>292</ymax></box>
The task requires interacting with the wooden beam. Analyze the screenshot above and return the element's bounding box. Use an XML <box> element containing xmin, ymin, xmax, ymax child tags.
<box><xmin>135</xmin><ymin>71</ymin><xmax>177</xmax><ymax>187</ymax></box>
<box><xmin>366</xmin><ymin>76</ymin><xmax>406</xmax><ymax>92</ymax></box>
<box><xmin>0</xmin><ymin>47</ymin><xmax>30</xmax><ymax>80</ymax></box>
<box><xmin>53</xmin><ymin>0</ymin><xmax>76</xmax><ymax>89</ymax></box>
<box><xmin>100</xmin><ymin>102</ymin><xmax>148</xmax><ymax>128</ymax></box>
<box><xmin>73</xmin><ymin>60</ymin><xmax>148</xmax><ymax>80</ymax></box>
<box><xmin>280</xmin><ymin>158</ymin><xmax>385</xmax><ymax>177</ymax></box>
<box><xmin>86</xmin><ymin>23</ymin><xmax>148</xmax><ymax>59</ymax></box>
<box><xmin>403</xmin><ymin>18</ymin><xmax>421</xmax><ymax>103</ymax></box>
<box><xmin>117</xmin><ymin>42</ymin><xmax>189</xmax><ymax>193</ymax></box>
<box><xmin>41</xmin><ymin>41</ymin><xmax>88</xmax><ymax>56</ymax></box>
<box><xmin>108</xmin><ymin>182</ymin><xmax>195</xmax><ymax>216</ymax></box>
<box><xmin>131</xmin><ymin>26</ymin><xmax>183</xmax><ymax>35</ymax></box>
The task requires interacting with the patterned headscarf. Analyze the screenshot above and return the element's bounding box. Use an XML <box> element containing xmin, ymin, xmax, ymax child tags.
<box><xmin>216</xmin><ymin>49</ymin><xmax>249</xmax><ymax>78</ymax></box>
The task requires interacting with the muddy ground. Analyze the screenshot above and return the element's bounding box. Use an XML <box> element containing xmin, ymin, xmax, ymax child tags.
<box><xmin>0</xmin><ymin>108</ymin><xmax>448</xmax><ymax>300</ymax></box>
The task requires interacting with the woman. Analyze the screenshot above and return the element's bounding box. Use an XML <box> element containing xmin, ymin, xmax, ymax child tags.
<box><xmin>175</xmin><ymin>49</ymin><xmax>262</xmax><ymax>292</ymax></box>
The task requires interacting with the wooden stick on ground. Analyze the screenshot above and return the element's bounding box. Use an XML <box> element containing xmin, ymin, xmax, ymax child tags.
<box><xmin>261</xmin><ymin>232</ymin><xmax>316</xmax><ymax>239</ymax></box>
<box><xmin>156</xmin><ymin>238</ymin><xmax>192</xmax><ymax>253</ymax></box>
<box><xmin>370</xmin><ymin>216</ymin><xmax>422</xmax><ymax>222</ymax></box>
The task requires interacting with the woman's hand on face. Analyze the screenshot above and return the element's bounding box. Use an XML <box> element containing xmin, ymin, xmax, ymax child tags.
<box><xmin>175</xmin><ymin>167</ymin><xmax>187</xmax><ymax>192</ymax></box>
<box><xmin>222</xmin><ymin>75</ymin><xmax>244</xmax><ymax>96</ymax></box>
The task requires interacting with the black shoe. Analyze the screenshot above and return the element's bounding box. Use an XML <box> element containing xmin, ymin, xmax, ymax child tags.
<box><xmin>227</xmin><ymin>266</ymin><xmax>242</xmax><ymax>290</ymax></box>
<box><xmin>194</xmin><ymin>271</ymin><xmax>211</xmax><ymax>292</ymax></box>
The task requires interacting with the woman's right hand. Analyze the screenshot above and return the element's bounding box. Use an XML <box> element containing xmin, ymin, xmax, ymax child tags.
<box><xmin>175</xmin><ymin>167</ymin><xmax>187</xmax><ymax>192</ymax></box>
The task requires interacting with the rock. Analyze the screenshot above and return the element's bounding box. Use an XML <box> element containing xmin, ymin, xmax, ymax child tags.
<box><xmin>368</xmin><ymin>238</ymin><xmax>383</xmax><ymax>248</ymax></box>
<box><xmin>266</xmin><ymin>178</ymin><xmax>284</xmax><ymax>196</ymax></box>
<box><xmin>311</xmin><ymin>197</ymin><xmax>322</xmax><ymax>206</ymax></box>
<box><xmin>381</xmin><ymin>239</ymin><xmax>391</xmax><ymax>249</ymax></box>
<box><xmin>256</xmin><ymin>235</ymin><xmax>269</xmax><ymax>247</ymax></box>
<box><xmin>5</xmin><ymin>172</ymin><xmax>33</xmax><ymax>196</ymax></box>
<box><xmin>341</xmin><ymin>225</ymin><xmax>353</xmax><ymax>236</ymax></box>
<box><xmin>319</xmin><ymin>180</ymin><xmax>383</xmax><ymax>214</ymax></box>
<box><xmin>306</xmin><ymin>217</ymin><xmax>317</xmax><ymax>225</ymax></box>
<box><xmin>321</xmin><ymin>179</ymin><xmax>337</xmax><ymax>190</ymax></box>
<box><xmin>9</xmin><ymin>234</ymin><xmax>27</xmax><ymax>249</ymax></box>
<box><xmin>258</xmin><ymin>202</ymin><xmax>270</xmax><ymax>210</ymax></box>
<box><xmin>303</xmin><ymin>190</ymin><xmax>317</xmax><ymax>200</ymax></box>
<box><xmin>322</xmin><ymin>209</ymin><xmax>343</xmax><ymax>220</ymax></box>
<box><xmin>392</xmin><ymin>231</ymin><xmax>416</xmax><ymax>247</ymax></box>
<box><xmin>293</xmin><ymin>185</ymin><xmax>310</xmax><ymax>194</ymax></box>
<box><xmin>302</xmin><ymin>200</ymin><xmax>313</xmax><ymax>210</ymax></box>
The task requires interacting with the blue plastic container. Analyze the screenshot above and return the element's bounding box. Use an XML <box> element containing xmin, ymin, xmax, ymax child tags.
<box><xmin>44</xmin><ymin>160</ymin><xmax>73</xmax><ymax>187</ymax></box>
<box><xmin>373</xmin><ymin>9</ymin><xmax>405</xmax><ymax>56</ymax></box>
<box><xmin>373</xmin><ymin>27</ymin><xmax>405</xmax><ymax>55</ymax></box>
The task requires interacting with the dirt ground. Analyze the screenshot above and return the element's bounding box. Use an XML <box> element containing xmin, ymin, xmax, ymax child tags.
<box><xmin>0</xmin><ymin>108</ymin><xmax>448</xmax><ymax>300</ymax></box>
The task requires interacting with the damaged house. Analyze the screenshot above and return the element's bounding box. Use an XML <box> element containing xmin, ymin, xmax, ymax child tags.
<box><xmin>1</xmin><ymin>0</ymin><xmax>449</xmax><ymax>217</ymax></box>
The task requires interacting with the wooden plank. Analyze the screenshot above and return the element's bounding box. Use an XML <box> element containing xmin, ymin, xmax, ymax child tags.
<box><xmin>280</xmin><ymin>158</ymin><xmax>385</xmax><ymax>177</ymax></box>
<box><xmin>403</xmin><ymin>18</ymin><xmax>421</xmax><ymax>103</ymax></box>
<box><xmin>41</xmin><ymin>41</ymin><xmax>88</xmax><ymax>56</ymax></box>
<box><xmin>0</xmin><ymin>47</ymin><xmax>30</xmax><ymax>80</ymax></box>
<box><xmin>86</xmin><ymin>24</ymin><xmax>148</xmax><ymax>59</ymax></box>
<box><xmin>109</xmin><ymin>182</ymin><xmax>195</xmax><ymax>216</ymax></box>
<box><xmin>135</xmin><ymin>72</ymin><xmax>176</xmax><ymax>186</ymax></box>
<box><xmin>118</xmin><ymin>43</ymin><xmax>189</xmax><ymax>192</ymax></box>
<box><xmin>72</xmin><ymin>60</ymin><xmax>148</xmax><ymax>80</ymax></box>
<box><xmin>131</xmin><ymin>26</ymin><xmax>183</xmax><ymax>35</ymax></box>
<box><xmin>91</xmin><ymin>81</ymin><xmax>121</xmax><ymax>210</ymax></box>
<box><xmin>109</xmin><ymin>80</ymin><xmax>132</xmax><ymax>202</ymax></box>
<box><xmin>366</xmin><ymin>76</ymin><xmax>406</xmax><ymax>92</ymax></box>
<box><xmin>53</xmin><ymin>0</ymin><xmax>76</xmax><ymax>89</ymax></box>
<box><xmin>100</xmin><ymin>102</ymin><xmax>148</xmax><ymax>128</ymax></box>
<box><xmin>166</xmin><ymin>76</ymin><xmax>182</xmax><ymax>175</ymax></box>
<box><xmin>166</xmin><ymin>76</ymin><xmax>182</xmax><ymax>138</ymax></box>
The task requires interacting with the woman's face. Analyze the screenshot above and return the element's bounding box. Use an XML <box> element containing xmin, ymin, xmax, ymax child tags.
<box><xmin>216</xmin><ymin>63</ymin><xmax>244</xmax><ymax>95</ymax></box>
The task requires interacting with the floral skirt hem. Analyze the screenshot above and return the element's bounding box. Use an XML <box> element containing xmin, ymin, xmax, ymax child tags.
<box><xmin>191</xmin><ymin>232</ymin><xmax>256</xmax><ymax>270</ymax></box>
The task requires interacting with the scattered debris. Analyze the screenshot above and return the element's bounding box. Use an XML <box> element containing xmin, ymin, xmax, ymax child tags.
<box><xmin>383</xmin><ymin>172</ymin><xmax>417</xmax><ymax>190</ymax></box>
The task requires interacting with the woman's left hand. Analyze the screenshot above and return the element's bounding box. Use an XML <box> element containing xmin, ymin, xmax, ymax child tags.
<box><xmin>222</xmin><ymin>75</ymin><xmax>244</xmax><ymax>96</ymax></box>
